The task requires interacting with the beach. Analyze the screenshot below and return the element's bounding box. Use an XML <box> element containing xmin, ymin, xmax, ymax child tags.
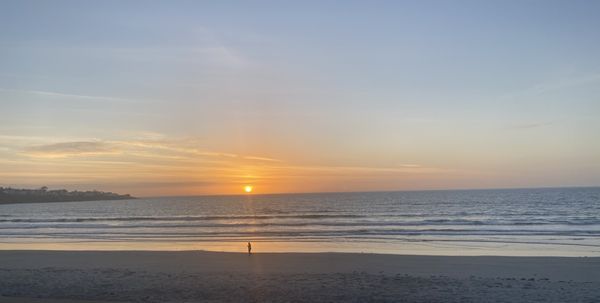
<box><xmin>1</xmin><ymin>190</ymin><xmax>599</xmax><ymax>301</ymax></box>
<box><xmin>1</xmin><ymin>250</ymin><xmax>599</xmax><ymax>302</ymax></box>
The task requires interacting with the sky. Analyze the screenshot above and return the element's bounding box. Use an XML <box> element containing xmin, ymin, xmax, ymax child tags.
<box><xmin>1</xmin><ymin>0</ymin><xmax>599</xmax><ymax>196</ymax></box>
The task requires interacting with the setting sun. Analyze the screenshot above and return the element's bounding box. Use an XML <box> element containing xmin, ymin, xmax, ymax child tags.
<box><xmin>244</xmin><ymin>185</ymin><xmax>253</xmax><ymax>193</ymax></box>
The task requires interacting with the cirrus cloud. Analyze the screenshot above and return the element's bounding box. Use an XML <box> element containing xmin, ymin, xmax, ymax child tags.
<box><xmin>23</xmin><ymin>141</ymin><xmax>120</xmax><ymax>158</ymax></box>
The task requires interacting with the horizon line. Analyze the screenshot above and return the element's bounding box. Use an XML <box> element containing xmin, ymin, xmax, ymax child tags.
<box><xmin>136</xmin><ymin>185</ymin><xmax>600</xmax><ymax>199</ymax></box>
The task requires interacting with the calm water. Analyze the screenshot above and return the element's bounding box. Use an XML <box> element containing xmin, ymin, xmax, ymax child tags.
<box><xmin>1</xmin><ymin>187</ymin><xmax>599</xmax><ymax>256</ymax></box>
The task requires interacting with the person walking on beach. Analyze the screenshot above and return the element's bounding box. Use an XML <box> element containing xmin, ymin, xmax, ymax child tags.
<box><xmin>247</xmin><ymin>242</ymin><xmax>252</xmax><ymax>255</ymax></box>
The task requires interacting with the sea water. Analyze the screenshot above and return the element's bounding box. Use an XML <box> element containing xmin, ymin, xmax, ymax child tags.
<box><xmin>1</xmin><ymin>187</ymin><xmax>599</xmax><ymax>256</ymax></box>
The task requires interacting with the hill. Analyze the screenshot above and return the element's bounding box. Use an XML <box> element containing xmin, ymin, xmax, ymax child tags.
<box><xmin>0</xmin><ymin>186</ymin><xmax>135</xmax><ymax>204</ymax></box>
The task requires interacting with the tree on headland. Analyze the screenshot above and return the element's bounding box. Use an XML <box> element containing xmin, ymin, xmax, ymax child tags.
<box><xmin>0</xmin><ymin>186</ymin><xmax>134</xmax><ymax>204</ymax></box>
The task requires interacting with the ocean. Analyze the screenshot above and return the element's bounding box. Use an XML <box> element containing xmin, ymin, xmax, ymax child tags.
<box><xmin>1</xmin><ymin>187</ymin><xmax>599</xmax><ymax>256</ymax></box>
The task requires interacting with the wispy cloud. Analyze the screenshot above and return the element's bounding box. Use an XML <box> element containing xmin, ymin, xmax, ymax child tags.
<box><xmin>497</xmin><ymin>73</ymin><xmax>600</xmax><ymax>101</ymax></box>
<box><xmin>510</xmin><ymin>121</ymin><xmax>554</xmax><ymax>130</ymax></box>
<box><xmin>263</xmin><ymin>164</ymin><xmax>458</xmax><ymax>176</ymax></box>
<box><xmin>18</xmin><ymin>137</ymin><xmax>284</xmax><ymax>165</ymax></box>
<box><xmin>0</xmin><ymin>88</ymin><xmax>142</xmax><ymax>103</ymax></box>
<box><xmin>25</xmin><ymin>141</ymin><xmax>119</xmax><ymax>158</ymax></box>
<box><xmin>23</xmin><ymin>141</ymin><xmax>120</xmax><ymax>158</ymax></box>
<box><xmin>102</xmin><ymin>45</ymin><xmax>250</xmax><ymax>69</ymax></box>
<box><xmin>243</xmin><ymin>156</ymin><xmax>283</xmax><ymax>162</ymax></box>
<box><xmin>399</xmin><ymin>164</ymin><xmax>422</xmax><ymax>168</ymax></box>
<box><xmin>5</xmin><ymin>134</ymin><xmax>474</xmax><ymax>195</ymax></box>
<box><xmin>525</xmin><ymin>73</ymin><xmax>600</xmax><ymax>95</ymax></box>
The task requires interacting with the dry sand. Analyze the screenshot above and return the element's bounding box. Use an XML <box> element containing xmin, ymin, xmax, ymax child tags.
<box><xmin>1</xmin><ymin>250</ymin><xmax>599</xmax><ymax>302</ymax></box>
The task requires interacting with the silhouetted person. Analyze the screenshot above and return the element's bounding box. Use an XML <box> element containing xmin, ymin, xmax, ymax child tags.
<box><xmin>247</xmin><ymin>242</ymin><xmax>252</xmax><ymax>255</ymax></box>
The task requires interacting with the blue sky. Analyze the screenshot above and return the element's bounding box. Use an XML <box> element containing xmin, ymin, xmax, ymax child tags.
<box><xmin>1</xmin><ymin>1</ymin><xmax>599</xmax><ymax>195</ymax></box>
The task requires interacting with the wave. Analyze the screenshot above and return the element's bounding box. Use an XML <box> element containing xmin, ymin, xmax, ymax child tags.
<box><xmin>2</xmin><ymin>227</ymin><xmax>600</xmax><ymax>237</ymax></box>
<box><xmin>0</xmin><ymin>214</ymin><xmax>366</xmax><ymax>223</ymax></box>
<box><xmin>2</xmin><ymin>216</ymin><xmax>599</xmax><ymax>227</ymax></box>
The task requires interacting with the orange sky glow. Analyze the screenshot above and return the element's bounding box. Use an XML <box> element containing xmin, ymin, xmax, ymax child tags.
<box><xmin>1</xmin><ymin>2</ymin><xmax>599</xmax><ymax>196</ymax></box>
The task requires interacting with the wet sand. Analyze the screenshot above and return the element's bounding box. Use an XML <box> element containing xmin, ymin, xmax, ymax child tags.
<box><xmin>1</xmin><ymin>250</ymin><xmax>599</xmax><ymax>302</ymax></box>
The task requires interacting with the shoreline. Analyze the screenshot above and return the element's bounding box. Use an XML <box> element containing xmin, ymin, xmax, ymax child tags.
<box><xmin>1</xmin><ymin>250</ymin><xmax>600</xmax><ymax>302</ymax></box>
<box><xmin>2</xmin><ymin>239</ymin><xmax>599</xmax><ymax>257</ymax></box>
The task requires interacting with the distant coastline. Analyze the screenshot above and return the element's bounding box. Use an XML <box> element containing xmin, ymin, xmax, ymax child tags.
<box><xmin>0</xmin><ymin>186</ymin><xmax>135</xmax><ymax>204</ymax></box>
